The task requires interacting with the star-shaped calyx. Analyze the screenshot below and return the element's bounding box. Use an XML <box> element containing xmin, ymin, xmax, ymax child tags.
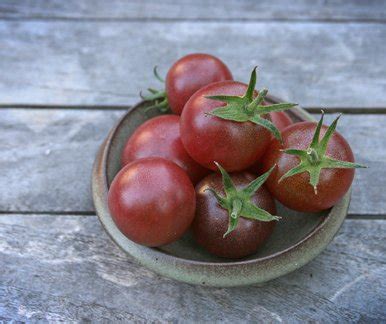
<box><xmin>206</xmin><ymin>67</ymin><xmax>297</xmax><ymax>141</ymax></box>
<box><xmin>279</xmin><ymin>111</ymin><xmax>367</xmax><ymax>194</ymax></box>
<box><xmin>140</xmin><ymin>66</ymin><xmax>170</xmax><ymax>113</ymax></box>
<box><xmin>206</xmin><ymin>162</ymin><xmax>280</xmax><ymax>237</ymax></box>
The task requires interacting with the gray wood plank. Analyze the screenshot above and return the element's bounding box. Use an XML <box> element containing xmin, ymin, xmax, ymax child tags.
<box><xmin>0</xmin><ymin>108</ymin><xmax>383</xmax><ymax>216</ymax></box>
<box><xmin>0</xmin><ymin>108</ymin><xmax>123</xmax><ymax>213</ymax></box>
<box><xmin>1</xmin><ymin>0</ymin><xmax>385</xmax><ymax>22</ymax></box>
<box><xmin>0</xmin><ymin>215</ymin><xmax>384</xmax><ymax>322</ymax></box>
<box><xmin>0</xmin><ymin>21</ymin><xmax>385</xmax><ymax>108</ymax></box>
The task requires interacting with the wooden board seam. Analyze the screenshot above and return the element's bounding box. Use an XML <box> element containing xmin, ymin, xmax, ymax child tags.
<box><xmin>1</xmin><ymin>17</ymin><xmax>386</xmax><ymax>24</ymax></box>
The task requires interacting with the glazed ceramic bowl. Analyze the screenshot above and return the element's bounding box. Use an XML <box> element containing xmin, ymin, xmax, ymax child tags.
<box><xmin>92</xmin><ymin>96</ymin><xmax>350</xmax><ymax>287</ymax></box>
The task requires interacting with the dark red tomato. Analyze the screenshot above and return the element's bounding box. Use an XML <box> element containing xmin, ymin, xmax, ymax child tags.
<box><xmin>193</xmin><ymin>172</ymin><xmax>276</xmax><ymax>259</ymax></box>
<box><xmin>166</xmin><ymin>53</ymin><xmax>233</xmax><ymax>114</ymax></box>
<box><xmin>180</xmin><ymin>81</ymin><xmax>271</xmax><ymax>172</ymax></box>
<box><xmin>262</xmin><ymin>122</ymin><xmax>355</xmax><ymax>212</ymax></box>
<box><xmin>249</xmin><ymin>111</ymin><xmax>293</xmax><ymax>175</ymax></box>
<box><xmin>270</xmin><ymin>111</ymin><xmax>292</xmax><ymax>131</ymax></box>
<box><xmin>108</xmin><ymin>157</ymin><xmax>196</xmax><ymax>247</ymax></box>
<box><xmin>121</xmin><ymin>115</ymin><xmax>209</xmax><ymax>184</ymax></box>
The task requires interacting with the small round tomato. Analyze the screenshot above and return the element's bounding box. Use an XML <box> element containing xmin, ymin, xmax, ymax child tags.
<box><xmin>143</xmin><ymin>53</ymin><xmax>233</xmax><ymax>114</ymax></box>
<box><xmin>121</xmin><ymin>115</ymin><xmax>209</xmax><ymax>184</ymax></box>
<box><xmin>108</xmin><ymin>157</ymin><xmax>196</xmax><ymax>247</ymax></box>
<box><xmin>180</xmin><ymin>68</ymin><xmax>296</xmax><ymax>172</ymax></box>
<box><xmin>193</xmin><ymin>172</ymin><xmax>277</xmax><ymax>259</ymax></box>
<box><xmin>270</xmin><ymin>111</ymin><xmax>292</xmax><ymax>131</ymax></box>
<box><xmin>262</xmin><ymin>114</ymin><xmax>365</xmax><ymax>212</ymax></box>
<box><xmin>166</xmin><ymin>53</ymin><xmax>233</xmax><ymax>114</ymax></box>
<box><xmin>180</xmin><ymin>81</ymin><xmax>271</xmax><ymax>171</ymax></box>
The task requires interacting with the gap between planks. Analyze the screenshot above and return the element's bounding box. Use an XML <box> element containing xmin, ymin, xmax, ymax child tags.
<box><xmin>1</xmin><ymin>17</ymin><xmax>386</xmax><ymax>24</ymax></box>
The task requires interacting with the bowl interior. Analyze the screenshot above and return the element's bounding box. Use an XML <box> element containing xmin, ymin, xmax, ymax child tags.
<box><xmin>106</xmin><ymin>101</ymin><xmax>326</xmax><ymax>263</ymax></box>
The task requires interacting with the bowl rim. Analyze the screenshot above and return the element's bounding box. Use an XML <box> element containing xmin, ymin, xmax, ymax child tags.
<box><xmin>92</xmin><ymin>96</ymin><xmax>350</xmax><ymax>286</ymax></box>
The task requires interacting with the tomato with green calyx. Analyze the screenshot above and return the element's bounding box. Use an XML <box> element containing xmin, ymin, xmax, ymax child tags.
<box><xmin>262</xmin><ymin>112</ymin><xmax>366</xmax><ymax>212</ymax></box>
<box><xmin>141</xmin><ymin>53</ymin><xmax>233</xmax><ymax>114</ymax></box>
<box><xmin>180</xmin><ymin>67</ymin><xmax>296</xmax><ymax>171</ymax></box>
<box><xmin>192</xmin><ymin>162</ymin><xmax>279</xmax><ymax>259</ymax></box>
<box><xmin>121</xmin><ymin>115</ymin><xmax>209</xmax><ymax>184</ymax></box>
<box><xmin>108</xmin><ymin>157</ymin><xmax>196</xmax><ymax>247</ymax></box>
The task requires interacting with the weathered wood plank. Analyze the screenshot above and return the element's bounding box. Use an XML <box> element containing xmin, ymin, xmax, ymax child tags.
<box><xmin>0</xmin><ymin>109</ymin><xmax>123</xmax><ymax>213</ymax></box>
<box><xmin>1</xmin><ymin>0</ymin><xmax>385</xmax><ymax>22</ymax></box>
<box><xmin>0</xmin><ymin>21</ymin><xmax>385</xmax><ymax>108</ymax></box>
<box><xmin>0</xmin><ymin>215</ymin><xmax>384</xmax><ymax>322</ymax></box>
<box><xmin>0</xmin><ymin>109</ymin><xmax>383</xmax><ymax>216</ymax></box>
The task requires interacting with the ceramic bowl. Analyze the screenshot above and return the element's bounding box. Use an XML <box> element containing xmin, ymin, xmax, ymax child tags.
<box><xmin>92</xmin><ymin>96</ymin><xmax>350</xmax><ymax>287</ymax></box>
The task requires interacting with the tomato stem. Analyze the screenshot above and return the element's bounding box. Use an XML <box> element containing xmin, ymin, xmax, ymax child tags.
<box><xmin>230</xmin><ymin>199</ymin><xmax>243</xmax><ymax>219</ymax></box>
<box><xmin>245</xmin><ymin>88</ymin><xmax>268</xmax><ymax>114</ymax></box>
<box><xmin>307</xmin><ymin>148</ymin><xmax>320</xmax><ymax>165</ymax></box>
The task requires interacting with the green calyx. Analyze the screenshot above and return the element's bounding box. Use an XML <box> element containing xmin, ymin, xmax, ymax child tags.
<box><xmin>205</xmin><ymin>67</ymin><xmax>297</xmax><ymax>141</ymax></box>
<box><xmin>206</xmin><ymin>162</ymin><xmax>280</xmax><ymax>238</ymax></box>
<box><xmin>140</xmin><ymin>66</ymin><xmax>170</xmax><ymax>113</ymax></box>
<box><xmin>279</xmin><ymin>111</ymin><xmax>367</xmax><ymax>194</ymax></box>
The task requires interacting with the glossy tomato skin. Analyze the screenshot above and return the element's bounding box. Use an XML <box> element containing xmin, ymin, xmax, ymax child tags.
<box><xmin>166</xmin><ymin>53</ymin><xmax>233</xmax><ymax>115</ymax></box>
<box><xmin>121</xmin><ymin>115</ymin><xmax>209</xmax><ymax>184</ymax></box>
<box><xmin>262</xmin><ymin>122</ymin><xmax>355</xmax><ymax>212</ymax></box>
<box><xmin>193</xmin><ymin>172</ymin><xmax>276</xmax><ymax>259</ymax></box>
<box><xmin>180</xmin><ymin>81</ymin><xmax>271</xmax><ymax>172</ymax></box>
<box><xmin>108</xmin><ymin>157</ymin><xmax>196</xmax><ymax>247</ymax></box>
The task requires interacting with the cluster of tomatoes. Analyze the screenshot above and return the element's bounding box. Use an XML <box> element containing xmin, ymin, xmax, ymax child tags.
<box><xmin>108</xmin><ymin>54</ymin><xmax>365</xmax><ymax>259</ymax></box>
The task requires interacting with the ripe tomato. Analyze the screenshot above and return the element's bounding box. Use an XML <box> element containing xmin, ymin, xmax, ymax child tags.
<box><xmin>121</xmin><ymin>115</ymin><xmax>209</xmax><ymax>184</ymax></box>
<box><xmin>166</xmin><ymin>53</ymin><xmax>233</xmax><ymax>114</ymax></box>
<box><xmin>193</xmin><ymin>170</ymin><xmax>277</xmax><ymax>259</ymax></box>
<box><xmin>143</xmin><ymin>53</ymin><xmax>233</xmax><ymax>114</ymax></box>
<box><xmin>262</xmin><ymin>114</ymin><xmax>365</xmax><ymax>212</ymax></box>
<box><xmin>180</xmin><ymin>81</ymin><xmax>271</xmax><ymax>171</ymax></box>
<box><xmin>108</xmin><ymin>157</ymin><xmax>196</xmax><ymax>247</ymax></box>
<box><xmin>180</xmin><ymin>68</ymin><xmax>296</xmax><ymax>172</ymax></box>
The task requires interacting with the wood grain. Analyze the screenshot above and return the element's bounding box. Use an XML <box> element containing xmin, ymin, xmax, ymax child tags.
<box><xmin>0</xmin><ymin>1</ymin><xmax>384</xmax><ymax>321</ymax></box>
<box><xmin>0</xmin><ymin>108</ymin><xmax>383</xmax><ymax>216</ymax></box>
<box><xmin>0</xmin><ymin>214</ymin><xmax>384</xmax><ymax>322</ymax></box>
<box><xmin>1</xmin><ymin>0</ymin><xmax>385</xmax><ymax>22</ymax></box>
<box><xmin>0</xmin><ymin>21</ymin><xmax>385</xmax><ymax>108</ymax></box>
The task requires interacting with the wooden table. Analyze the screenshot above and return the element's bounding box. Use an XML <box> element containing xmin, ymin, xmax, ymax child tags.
<box><xmin>1</xmin><ymin>1</ymin><xmax>385</xmax><ymax>322</ymax></box>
